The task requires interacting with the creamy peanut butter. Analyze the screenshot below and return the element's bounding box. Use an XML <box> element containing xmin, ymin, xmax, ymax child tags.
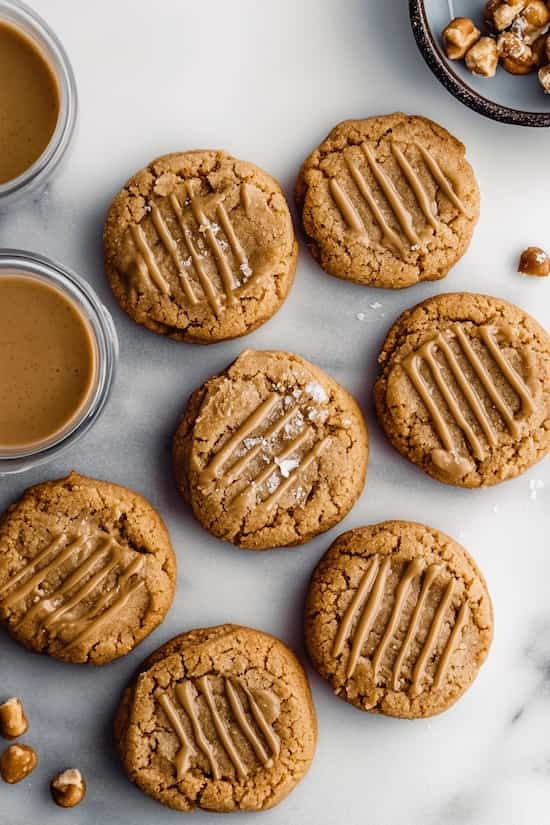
<box><xmin>0</xmin><ymin>21</ymin><xmax>59</xmax><ymax>184</ymax></box>
<box><xmin>0</xmin><ymin>275</ymin><xmax>96</xmax><ymax>451</ymax></box>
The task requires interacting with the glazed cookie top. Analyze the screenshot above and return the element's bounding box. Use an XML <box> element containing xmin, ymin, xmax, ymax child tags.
<box><xmin>115</xmin><ymin>625</ymin><xmax>317</xmax><ymax>813</ymax></box>
<box><xmin>375</xmin><ymin>293</ymin><xmax>550</xmax><ymax>487</ymax></box>
<box><xmin>104</xmin><ymin>150</ymin><xmax>297</xmax><ymax>343</ymax></box>
<box><xmin>296</xmin><ymin>113</ymin><xmax>480</xmax><ymax>288</ymax></box>
<box><xmin>173</xmin><ymin>350</ymin><xmax>368</xmax><ymax>549</ymax></box>
<box><xmin>305</xmin><ymin>522</ymin><xmax>493</xmax><ymax>719</ymax></box>
<box><xmin>0</xmin><ymin>473</ymin><xmax>176</xmax><ymax>664</ymax></box>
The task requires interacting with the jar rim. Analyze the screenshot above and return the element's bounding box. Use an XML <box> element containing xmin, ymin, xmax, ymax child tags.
<box><xmin>0</xmin><ymin>250</ymin><xmax>118</xmax><ymax>474</ymax></box>
<box><xmin>0</xmin><ymin>0</ymin><xmax>78</xmax><ymax>204</ymax></box>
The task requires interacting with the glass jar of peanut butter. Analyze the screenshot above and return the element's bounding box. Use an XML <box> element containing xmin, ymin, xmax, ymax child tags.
<box><xmin>0</xmin><ymin>0</ymin><xmax>77</xmax><ymax>206</ymax></box>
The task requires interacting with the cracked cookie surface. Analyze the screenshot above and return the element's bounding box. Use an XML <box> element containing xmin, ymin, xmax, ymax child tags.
<box><xmin>104</xmin><ymin>150</ymin><xmax>297</xmax><ymax>343</ymax></box>
<box><xmin>374</xmin><ymin>292</ymin><xmax>550</xmax><ymax>487</ymax></box>
<box><xmin>0</xmin><ymin>472</ymin><xmax>176</xmax><ymax>664</ymax></box>
<box><xmin>114</xmin><ymin>624</ymin><xmax>317</xmax><ymax>812</ymax></box>
<box><xmin>172</xmin><ymin>349</ymin><xmax>368</xmax><ymax>550</ymax></box>
<box><xmin>295</xmin><ymin>113</ymin><xmax>479</xmax><ymax>288</ymax></box>
<box><xmin>305</xmin><ymin>522</ymin><xmax>493</xmax><ymax>719</ymax></box>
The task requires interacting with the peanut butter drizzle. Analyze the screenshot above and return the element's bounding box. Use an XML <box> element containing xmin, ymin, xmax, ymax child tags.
<box><xmin>222</xmin><ymin>406</ymin><xmax>298</xmax><ymax>486</ymax></box>
<box><xmin>150</xmin><ymin>205</ymin><xmax>198</xmax><ymax>304</ymax></box>
<box><xmin>240</xmin><ymin>182</ymin><xmax>252</xmax><ymax>219</ymax></box>
<box><xmin>229</xmin><ymin>428</ymin><xmax>311</xmax><ymax>514</ymax></box>
<box><xmin>332</xmin><ymin>558</ymin><xmax>380</xmax><ymax>659</ymax></box>
<box><xmin>238</xmin><ymin>682</ymin><xmax>281</xmax><ymax>762</ymax></box>
<box><xmin>200</xmin><ymin>393</ymin><xmax>329</xmax><ymax>514</ymax></box>
<box><xmin>346</xmin><ymin>557</ymin><xmax>392</xmax><ymax>679</ymax></box>
<box><xmin>391</xmin><ymin>142</ymin><xmax>438</xmax><ymax>230</ymax></box>
<box><xmin>391</xmin><ymin>564</ymin><xmax>440</xmax><ymax>690</ymax></box>
<box><xmin>160</xmin><ymin>677</ymin><xmax>281</xmax><ymax>781</ymax></box>
<box><xmin>332</xmin><ymin>559</ymin><xmax>468</xmax><ymax>695</ymax></box>
<box><xmin>401</xmin><ymin>324</ymin><xmax>535</xmax><ymax>480</ymax></box>
<box><xmin>344</xmin><ymin>157</ymin><xmax>404</xmax><ymax>252</ymax></box>
<box><xmin>176</xmin><ymin>681</ymin><xmax>220</xmax><ymax>780</ymax></box>
<box><xmin>200</xmin><ymin>394</ymin><xmax>279</xmax><ymax>484</ymax></box>
<box><xmin>328</xmin><ymin>177</ymin><xmax>366</xmax><ymax>235</ymax></box>
<box><xmin>225</xmin><ymin>679</ymin><xmax>272</xmax><ymax>766</ymax></box>
<box><xmin>20</xmin><ymin>538</ymin><xmax>114</xmax><ymax>628</ymax></box>
<box><xmin>129</xmin><ymin>225</ymin><xmax>171</xmax><ymax>295</ymax></box>
<box><xmin>125</xmin><ymin>182</ymin><xmax>254</xmax><ymax>315</ymax></box>
<box><xmin>410</xmin><ymin>579</ymin><xmax>455</xmax><ymax>698</ymax></box>
<box><xmin>169</xmin><ymin>193</ymin><xmax>222</xmax><ymax>316</ymax></box>
<box><xmin>257</xmin><ymin>436</ymin><xmax>330</xmax><ymax>514</ymax></box>
<box><xmin>361</xmin><ymin>143</ymin><xmax>420</xmax><ymax>247</ymax></box>
<box><xmin>478</xmin><ymin>326</ymin><xmax>535</xmax><ymax>418</ymax></box>
<box><xmin>62</xmin><ymin>556</ymin><xmax>145</xmax><ymax>649</ymax></box>
<box><xmin>198</xmin><ymin>676</ymin><xmax>248</xmax><ymax>781</ymax></box>
<box><xmin>331</xmin><ymin>140</ymin><xmax>465</xmax><ymax>256</ymax></box>
<box><xmin>216</xmin><ymin>202</ymin><xmax>248</xmax><ymax>268</ymax></box>
<box><xmin>371</xmin><ymin>558</ymin><xmax>423</xmax><ymax>680</ymax></box>
<box><xmin>415</xmin><ymin>143</ymin><xmax>465</xmax><ymax>214</ymax></box>
<box><xmin>433</xmin><ymin>601</ymin><xmax>469</xmax><ymax>691</ymax></box>
<box><xmin>185</xmin><ymin>182</ymin><xmax>237</xmax><ymax>305</ymax></box>
<box><xmin>0</xmin><ymin>536</ymin><xmax>85</xmax><ymax>608</ymax></box>
<box><xmin>158</xmin><ymin>693</ymin><xmax>196</xmax><ymax>779</ymax></box>
<box><xmin>430</xmin><ymin>333</ymin><xmax>497</xmax><ymax>449</ymax></box>
<box><xmin>0</xmin><ymin>529</ymin><xmax>146</xmax><ymax>649</ymax></box>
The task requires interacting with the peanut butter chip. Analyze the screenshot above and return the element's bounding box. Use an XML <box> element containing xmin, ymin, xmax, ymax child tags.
<box><xmin>0</xmin><ymin>744</ymin><xmax>37</xmax><ymax>783</ymax></box>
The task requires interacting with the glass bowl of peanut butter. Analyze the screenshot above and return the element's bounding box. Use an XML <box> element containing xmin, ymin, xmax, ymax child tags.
<box><xmin>0</xmin><ymin>251</ymin><xmax>118</xmax><ymax>475</ymax></box>
<box><xmin>0</xmin><ymin>0</ymin><xmax>77</xmax><ymax>205</ymax></box>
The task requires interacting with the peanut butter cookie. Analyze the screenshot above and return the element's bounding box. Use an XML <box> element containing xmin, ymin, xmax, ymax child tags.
<box><xmin>374</xmin><ymin>292</ymin><xmax>550</xmax><ymax>487</ymax></box>
<box><xmin>305</xmin><ymin>522</ymin><xmax>493</xmax><ymax>719</ymax></box>
<box><xmin>114</xmin><ymin>624</ymin><xmax>317</xmax><ymax>812</ymax></box>
<box><xmin>0</xmin><ymin>472</ymin><xmax>176</xmax><ymax>664</ymax></box>
<box><xmin>173</xmin><ymin>349</ymin><xmax>368</xmax><ymax>550</ymax></box>
<box><xmin>296</xmin><ymin>113</ymin><xmax>480</xmax><ymax>288</ymax></box>
<box><xmin>104</xmin><ymin>150</ymin><xmax>297</xmax><ymax>343</ymax></box>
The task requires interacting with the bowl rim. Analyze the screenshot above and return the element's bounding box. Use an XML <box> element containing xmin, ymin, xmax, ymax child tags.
<box><xmin>409</xmin><ymin>0</ymin><xmax>550</xmax><ymax>128</ymax></box>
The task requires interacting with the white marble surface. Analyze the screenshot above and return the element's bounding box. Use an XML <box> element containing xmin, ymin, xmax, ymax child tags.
<box><xmin>1</xmin><ymin>2</ymin><xmax>549</xmax><ymax>823</ymax></box>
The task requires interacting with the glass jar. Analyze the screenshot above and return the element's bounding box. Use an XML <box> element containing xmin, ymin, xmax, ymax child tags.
<box><xmin>0</xmin><ymin>0</ymin><xmax>77</xmax><ymax>206</ymax></box>
<box><xmin>0</xmin><ymin>251</ymin><xmax>118</xmax><ymax>475</ymax></box>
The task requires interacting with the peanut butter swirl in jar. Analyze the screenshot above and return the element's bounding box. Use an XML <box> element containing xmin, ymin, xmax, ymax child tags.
<box><xmin>0</xmin><ymin>1</ymin><xmax>77</xmax><ymax>205</ymax></box>
<box><xmin>0</xmin><ymin>251</ymin><xmax>118</xmax><ymax>475</ymax></box>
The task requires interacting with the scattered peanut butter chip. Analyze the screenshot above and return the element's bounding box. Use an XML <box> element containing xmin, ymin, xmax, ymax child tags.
<box><xmin>0</xmin><ymin>743</ymin><xmax>37</xmax><ymax>783</ymax></box>
<box><xmin>518</xmin><ymin>246</ymin><xmax>550</xmax><ymax>277</ymax></box>
<box><xmin>0</xmin><ymin>697</ymin><xmax>28</xmax><ymax>740</ymax></box>
<box><xmin>50</xmin><ymin>768</ymin><xmax>87</xmax><ymax>808</ymax></box>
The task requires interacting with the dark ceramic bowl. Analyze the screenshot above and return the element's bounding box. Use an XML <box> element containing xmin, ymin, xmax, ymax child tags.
<box><xmin>410</xmin><ymin>0</ymin><xmax>550</xmax><ymax>127</ymax></box>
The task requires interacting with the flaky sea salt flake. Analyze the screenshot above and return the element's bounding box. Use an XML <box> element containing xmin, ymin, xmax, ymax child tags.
<box><xmin>305</xmin><ymin>381</ymin><xmax>328</xmax><ymax>404</ymax></box>
<box><xmin>275</xmin><ymin>457</ymin><xmax>299</xmax><ymax>478</ymax></box>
